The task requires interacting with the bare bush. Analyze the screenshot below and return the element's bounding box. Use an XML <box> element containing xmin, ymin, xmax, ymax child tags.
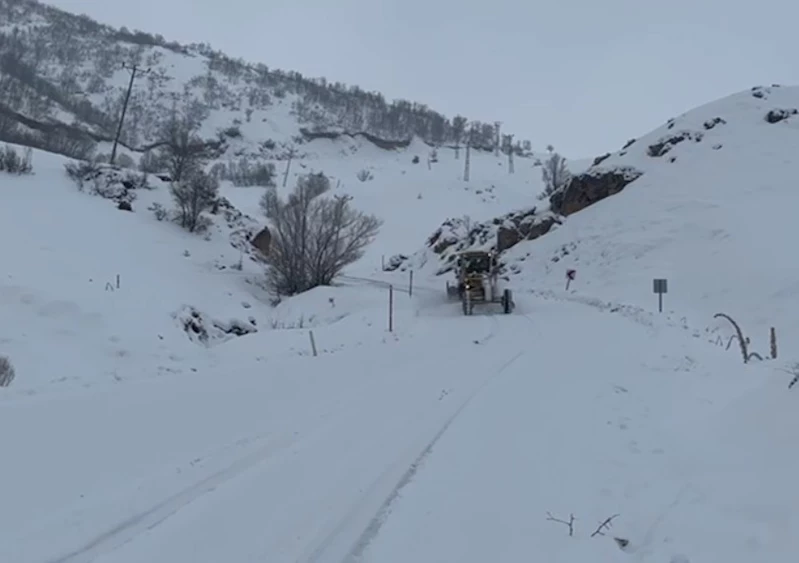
<box><xmin>0</xmin><ymin>355</ymin><xmax>15</xmax><ymax>387</ymax></box>
<box><xmin>218</xmin><ymin>158</ymin><xmax>276</xmax><ymax>187</ymax></box>
<box><xmin>64</xmin><ymin>160</ymin><xmax>102</xmax><ymax>190</ymax></box>
<box><xmin>114</xmin><ymin>153</ymin><xmax>136</xmax><ymax>169</ymax></box>
<box><xmin>170</xmin><ymin>169</ymin><xmax>219</xmax><ymax>232</ymax></box>
<box><xmin>139</xmin><ymin>150</ymin><xmax>164</xmax><ymax>173</ymax></box>
<box><xmin>713</xmin><ymin>312</ymin><xmax>764</xmax><ymax>363</ymax></box>
<box><xmin>546</xmin><ymin>512</ymin><xmax>575</xmax><ymax>536</ymax></box>
<box><xmin>539</xmin><ymin>144</ymin><xmax>571</xmax><ymax>200</ymax></box>
<box><xmin>157</xmin><ymin>114</ymin><xmax>211</xmax><ymax>183</ymax></box>
<box><xmin>545</xmin><ymin>510</ymin><xmax>627</xmax><ymax>548</ymax></box>
<box><xmin>0</xmin><ymin>144</ymin><xmax>33</xmax><ymax>175</ymax></box>
<box><xmin>356</xmin><ymin>168</ymin><xmax>373</xmax><ymax>182</ymax></box>
<box><xmin>783</xmin><ymin>363</ymin><xmax>799</xmax><ymax>389</ymax></box>
<box><xmin>260</xmin><ymin>172</ymin><xmax>381</xmax><ymax>295</ymax></box>
<box><xmin>123</xmin><ymin>170</ymin><xmax>153</xmax><ymax>190</ymax></box>
<box><xmin>148</xmin><ymin>202</ymin><xmax>169</xmax><ymax>221</ymax></box>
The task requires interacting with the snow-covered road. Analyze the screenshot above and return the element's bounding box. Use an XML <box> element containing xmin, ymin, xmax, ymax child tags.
<box><xmin>1</xmin><ymin>295</ymin><xmax>792</xmax><ymax>563</ymax></box>
<box><xmin>1</xmin><ymin>298</ymin><xmax>526</xmax><ymax>563</ymax></box>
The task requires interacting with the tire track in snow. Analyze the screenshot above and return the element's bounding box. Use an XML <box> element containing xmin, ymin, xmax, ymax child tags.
<box><xmin>301</xmin><ymin>347</ymin><xmax>527</xmax><ymax>563</ymax></box>
<box><xmin>343</xmin><ymin>348</ymin><xmax>526</xmax><ymax>562</ymax></box>
<box><xmin>45</xmin><ymin>432</ymin><xmax>303</xmax><ymax>563</ymax></box>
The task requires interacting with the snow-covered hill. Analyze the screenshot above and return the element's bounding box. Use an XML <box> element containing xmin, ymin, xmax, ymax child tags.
<box><xmin>401</xmin><ymin>84</ymin><xmax>799</xmax><ymax>362</ymax></box>
<box><xmin>0</xmin><ymin>132</ymin><xmax>559</xmax><ymax>392</ymax></box>
<box><xmin>0</xmin><ymin>0</ymin><xmax>542</xmax><ymax>168</ymax></box>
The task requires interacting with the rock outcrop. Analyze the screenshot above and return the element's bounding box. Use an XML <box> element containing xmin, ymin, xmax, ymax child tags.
<box><xmin>250</xmin><ymin>226</ymin><xmax>272</xmax><ymax>257</ymax></box>
<box><xmin>495</xmin><ymin>210</ymin><xmax>561</xmax><ymax>252</ymax></box>
<box><xmin>549</xmin><ymin>166</ymin><xmax>643</xmax><ymax>216</ymax></box>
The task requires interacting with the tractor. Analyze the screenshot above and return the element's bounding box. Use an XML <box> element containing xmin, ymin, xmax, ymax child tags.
<box><xmin>446</xmin><ymin>249</ymin><xmax>514</xmax><ymax>315</ymax></box>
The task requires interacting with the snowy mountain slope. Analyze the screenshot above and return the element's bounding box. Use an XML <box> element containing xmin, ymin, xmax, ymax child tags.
<box><xmin>0</xmin><ymin>137</ymin><xmax>550</xmax><ymax>391</ymax></box>
<box><xmin>401</xmin><ymin>84</ymin><xmax>799</xmax><ymax>363</ymax></box>
<box><xmin>222</xmin><ymin>136</ymin><xmax>562</xmax><ymax>270</ymax></box>
<box><xmin>0</xmin><ymin>11</ymin><xmax>796</xmax><ymax>561</ymax></box>
<box><xmin>0</xmin><ymin>148</ymin><xmax>265</xmax><ymax>390</ymax></box>
<box><xmin>0</xmin><ymin>0</ymin><xmax>541</xmax><ymax>166</ymax></box>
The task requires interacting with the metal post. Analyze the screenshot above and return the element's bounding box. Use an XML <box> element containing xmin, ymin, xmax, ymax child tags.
<box><xmin>388</xmin><ymin>285</ymin><xmax>394</xmax><ymax>332</ymax></box>
<box><xmin>770</xmin><ymin>327</ymin><xmax>777</xmax><ymax>359</ymax></box>
<box><xmin>309</xmin><ymin>330</ymin><xmax>317</xmax><ymax>357</ymax></box>
<box><xmin>409</xmin><ymin>270</ymin><xmax>413</xmax><ymax>297</ymax></box>
<box><xmin>653</xmin><ymin>278</ymin><xmax>667</xmax><ymax>313</ymax></box>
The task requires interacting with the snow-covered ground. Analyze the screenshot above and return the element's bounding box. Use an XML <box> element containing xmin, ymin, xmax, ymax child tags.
<box><xmin>500</xmin><ymin>85</ymin><xmax>799</xmax><ymax>355</ymax></box>
<box><xmin>2</xmin><ymin>85</ymin><xmax>799</xmax><ymax>563</ymax></box>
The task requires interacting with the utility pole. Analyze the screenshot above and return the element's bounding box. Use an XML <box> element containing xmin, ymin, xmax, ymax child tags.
<box><xmin>110</xmin><ymin>62</ymin><xmax>148</xmax><ymax>166</ymax></box>
<box><xmin>494</xmin><ymin>121</ymin><xmax>501</xmax><ymax>156</ymax></box>
<box><xmin>282</xmin><ymin>145</ymin><xmax>296</xmax><ymax>187</ymax></box>
<box><xmin>507</xmin><ymin>133</ymin><xmax>515</xmax><ymax>174</ymax></box>
<box><xmin>464</xmin><ymin>126</ymin><xmax>473</xmax><ymax>182</ymax></box>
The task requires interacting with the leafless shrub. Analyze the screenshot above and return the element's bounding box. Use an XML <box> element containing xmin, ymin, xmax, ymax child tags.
<box><xmin>148</xmin><ymin>202</ymin><xmax>169</xmax><ymax>221</ymax></box>
<box><xmin>0</xmin><ymin>144</ymin><xmax>33</xmax><ymax>175</ymax></box>
<box><xmin>546</xmin><ymin>510</ymin><xmax>628</xmax><ymax>548</ymax></box>
<box><xmin>269</xmin><ymin>315</ymin><xmax>308</xmax><ymax>329</ymax></box>
<box><xmin>713</xmin><ymin>312</ymin><xmax>765</xmax><ymax>363</ymax></box>
<box><xmin>356</xmin><ymin>168</ymin><xmax>373</xmax><ymax>182</ymax></box>
<box><xmin>214</xmin><ymin>158</ymin><xmax>276</xmax><ymax>187</ymax></box>
<box><xmin>546</xmin><ymin>511</ymin><xmax>575</xmax><ymax>536</ymax></box>
<box><xmin>590</xmin><ymin>514</ymin><xmax>619</xmax><ymax>537</ymax></box>
<box><xmin>170</xmin><ymin>170</ymin><xmax>219</xmax><ymax>232</ymax></box>
<box><xmin>0</xmin><ymin>355</ymin><xmax>15</xmax><ymax>387</ymax></box>
<box><xmin>139</xmin><ymin>150</ymin><xmax>164</xmax><ymax>173</ymax></box>
<box><xmin>779</xmin><ymin>362</ymin><xmax>799</xmax><ymax>389</ymax></box>
<box><xmin>63</xmin><ymin>160</ymin><xmax>102</xmax><ymax>190</ymax></box>
<box><xmin>113</xmin><ymin>153</ymin><xmax>135</xmax><ymax>169</ymax></box>
<box><xmin>260</xmin><ymin>172</ymin><xmax>381</xmax><ymax>295</ymax></box>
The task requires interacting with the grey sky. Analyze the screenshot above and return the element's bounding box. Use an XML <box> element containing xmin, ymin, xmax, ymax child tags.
<box><xmin>46</xmin><ymin>0</ymin><xmax>799</xmax><ymax>158</ymax></box>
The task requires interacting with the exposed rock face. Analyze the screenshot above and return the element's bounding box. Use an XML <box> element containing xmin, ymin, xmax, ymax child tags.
<box><xmin>703</xmin><ymin>117</ymin><xmax>726</xmax><ymax>130</ymax></box>
<box><xmin>765</xmin><ymin>108</ymin><xmax>797</xmax><ymax>123</ymax></box>
<box><xmin>592</xmin><ymin>152</ymin><xmax>611</xmax><ymax>166</ymax></box>
<box><xmin>647</xmin><ymin>131</ymin><xmax>703</xmax><ymax>157</ymax></box>
<box><xmin>250</xmin><ymin>226</ymin><xmax>272</xmax><ymax>257</ymax></box>
<box><xmin>496</xmin><ymin>210</ymin><xmax>561</xmax><ymax>252</ymax></box>
<box><xmin>549</xmin><ymin>167</ymin><xmax>643</xmax><ymax>216</ymax></box>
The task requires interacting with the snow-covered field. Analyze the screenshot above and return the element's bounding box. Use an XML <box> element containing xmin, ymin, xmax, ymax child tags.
<box><xmin>2</xmin><ymin>85</ymin><xmax>799</xmax><ymax>563</ymax></box>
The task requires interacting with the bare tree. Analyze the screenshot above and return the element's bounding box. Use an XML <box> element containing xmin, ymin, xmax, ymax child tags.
<box><xmin>158</xmin><ymin>113</ymin><xmax>209</xmax><ymax>183</ymax></box>
<box><xmin>539</xmin><ymin>144</ymin><xmax>571</xmax><ymax>200</ymax></box>
<box><xmin>260</xmin><ymin>172</ymin><xmax>381</xmax><ymax>295</ymax></box>
<box><xmin>170</xmin><ymin>169</ymin><xmax>219</xmax><ymax>232</ymax></box>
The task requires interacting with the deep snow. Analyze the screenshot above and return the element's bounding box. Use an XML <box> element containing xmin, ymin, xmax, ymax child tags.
<box><xmin>1</xmin><ymin>85</ymin><xmax>798</xmax><ymax>563</ymax></box>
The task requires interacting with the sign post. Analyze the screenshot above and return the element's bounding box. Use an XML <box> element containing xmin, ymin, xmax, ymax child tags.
<box><xmin>565</xmin><ymin>269</ymin><xmax>576</xmax><ymax>291</ymax></box>
<box><xmin>653</xmin><ymin>278</ymin><xmax>668</xmax><ymax>313</ymax></box>
<box><xmin>388</xmin><ymin>284</ymin><xmax>394</xmax><ymax>332</ymax></box>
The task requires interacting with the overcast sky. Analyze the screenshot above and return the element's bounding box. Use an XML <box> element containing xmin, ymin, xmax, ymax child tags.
<box><xmin>46</xmin><ymin>0</ymin><xmax>799</xmax><ymax>158</ymax></box>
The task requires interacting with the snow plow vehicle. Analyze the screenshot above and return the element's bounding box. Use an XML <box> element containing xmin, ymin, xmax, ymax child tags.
<box><xmin>445</xmin><ymin>250</ymin><xmax>514</xmax><ymax>315</ymax></box>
